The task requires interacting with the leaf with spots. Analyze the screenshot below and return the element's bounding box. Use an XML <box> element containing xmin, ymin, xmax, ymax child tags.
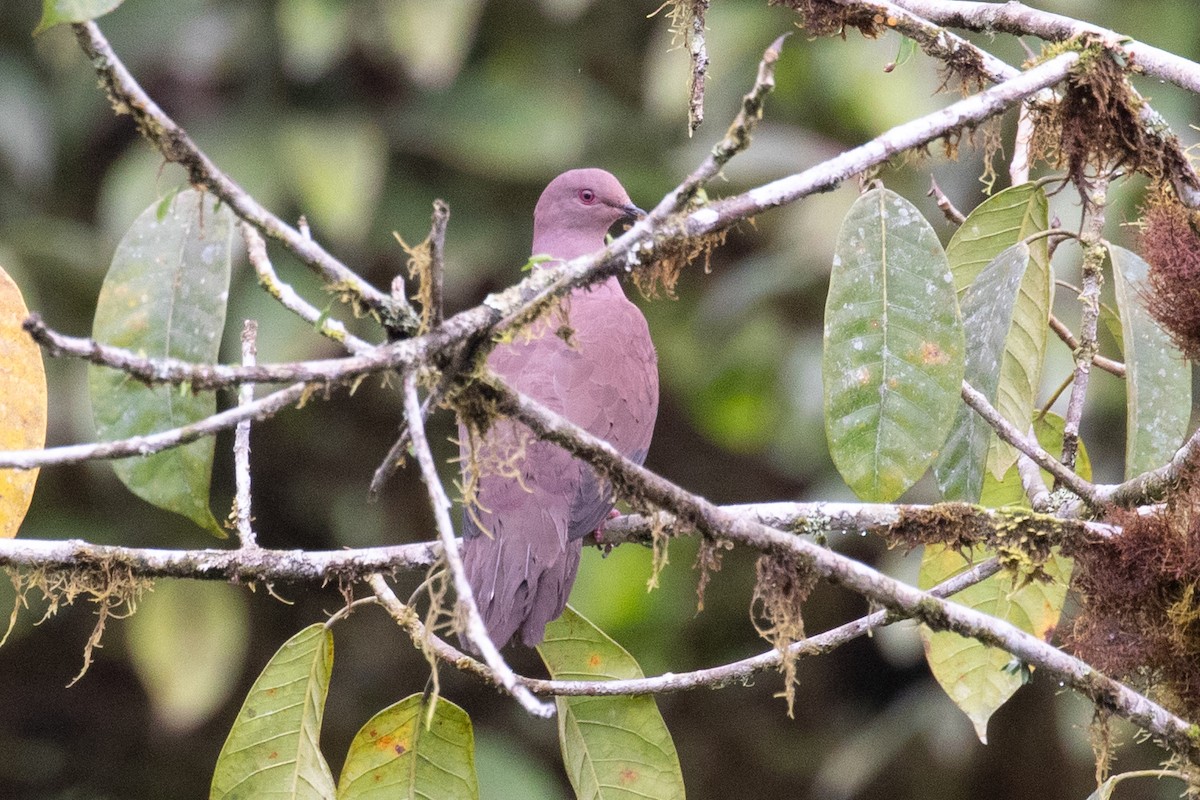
<box><xmin>210</xmin><ymin>624</ymin><xmax>335</xmax><ymax>800</ymax></box>
<box><xmin>921</xmin><ymin>415</ymin><xmax>1086</xmax><ymax>744</ymax></box>
<box><xmin>946</xmin><ymin>183</ymin><xmax>1050</xmax><ymax>479</ymax></box>
<box><xmin>89</xmin><ymin>189</ymin><xmax>233</xmax><ymax>536</ymax></box>
<box><xmin>337</xmin><ymin>694</ymin><xmax>478</xmax><ymax>800</ymax></box>
<box><xmin>1109</xmin><ymin>244</ymin><xmax>1190</xmax><ymax>479</ymax></box>
<box><xmin>537</xmin><ymin>606</ymin><xmax>685</xmax><ymax>800</ymax></box>
<box><xmin>934</xmin><ymin>244</ymin><xmax>1031</xmax><ymax>502</ymax></box>
<box><xmin>0</xmin><ymin>265</ymin><xmax>46</xmax><ymax>538</ymax></box>
<box><xmin>824</xmin><ymin>187</ymin><xmax>964</xmax><ymax>502</ymax></box>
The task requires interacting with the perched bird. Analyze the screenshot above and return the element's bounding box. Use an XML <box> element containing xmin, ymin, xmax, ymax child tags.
<box><xmin>460</xmin><ymin>168</ymin><xmax>659</xmax><ymax>649</ymax></box>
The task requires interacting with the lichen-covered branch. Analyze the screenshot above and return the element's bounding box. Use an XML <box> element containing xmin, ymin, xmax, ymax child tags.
<box><xmin>476</xmin><ymin>375</ymin><xmax>1200</xmax><ymax>761</ymax></box>
<box><xmin>1061</xmin><ymin>178</ymin><xmax>1108</xmax><ymax>473</ymax></box>
<box><xmin>686</xmin><ymin>52</ymin><xmax>1079</xmax><ymax>234</ymax></box>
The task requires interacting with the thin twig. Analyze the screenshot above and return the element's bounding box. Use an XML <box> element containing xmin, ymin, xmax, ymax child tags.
<box><xmin>372</xmin><ymin>554</ymin><xmax>1005</xmax><ymax>697</ymax></box>
<box><xmin>1016</xmin><ymin>451</ymin><xmax>1052</xmax><ymax>512</ymax></box>
<box><xmin>428</xmin><ymin>200</ymin><xmax>449</xmax><ymax>328</ymax></box>
<box><xmin>241</xmin><ymin>224</ymin><xmax>374</xmax><ymax>354</ymax></box>
<box><xmin>1060</xmin><ymin>178</ymin><xmax>1108</xmax><ymax>474</ymax></box>
<box><xmin>0</xmin><ymin>380</ymin><xmax>313</xmax><ymax>469</ymax></box>
<box><xmin>960</xmin><ymin>379</ymin><xmax>1099</xmax><ymax>505</ymax></box>
<box><xmin>927</xmin><ymin>176</ymin><xmax>966</xmax><ymax>224</ymax></box>
<box><xmin>70</xmin><ymin>22</ymin><xmax>402</xmax><ymax>322</ymax></box>
<box><xmin>1048</xmin><ymin>313</ymin><xmax>1125</xmax><ymax>377</ymax></box>
<box><xmin>234</xmin><ymin>321</ymin><xmax>258</xmax><ymax>548</ymax></box>
<box><xmin>399</xmin><ymin>370</ymin><xmax>553</xmax><ymax>717</ymax></box>
<box><xmin>686</xmin><ymin>0</ymin><xmax>710</xmax><ymax>135</ymax></box>
<box><xmin>1010</xmin><ymin>101</ymin><xmax>1035</xmax><ymax>185</ymax></box>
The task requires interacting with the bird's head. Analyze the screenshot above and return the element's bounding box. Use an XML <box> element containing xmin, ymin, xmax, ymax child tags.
<box><xmin>532</xmin><ymin>168</ymin><xmax>645</xmax><ymax>261</ymax></box>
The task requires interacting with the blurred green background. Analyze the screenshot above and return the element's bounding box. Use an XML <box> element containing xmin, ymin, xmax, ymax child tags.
<box><xmin>1</xmin><ymin>0</ymin><xmax>1198</xmax><ymax>797</ymax></box>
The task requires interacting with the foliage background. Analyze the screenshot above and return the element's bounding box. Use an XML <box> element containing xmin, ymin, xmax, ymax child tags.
<box><xmin>1</xmin><ymin>0</ymin><xmax>1198</xmax><ymax>797</ymax></box>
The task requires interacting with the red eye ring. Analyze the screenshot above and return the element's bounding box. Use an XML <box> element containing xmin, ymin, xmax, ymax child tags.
<box><xmin>578</xmin><ymin>189</ymin><xmax>596</xmax><ymax>204</ymax></box>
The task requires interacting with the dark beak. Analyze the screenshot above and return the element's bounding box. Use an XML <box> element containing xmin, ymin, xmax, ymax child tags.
<box><xmin>619</xmin><ymin>202</ymin><xmax>646</xmax><ymax>220</ymax></box>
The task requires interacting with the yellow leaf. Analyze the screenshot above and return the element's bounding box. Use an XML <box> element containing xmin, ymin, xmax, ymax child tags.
<box><xmin>0</xmin><ymin>266</ymin><xmax>46</xmax><ymax>537</ymax></box>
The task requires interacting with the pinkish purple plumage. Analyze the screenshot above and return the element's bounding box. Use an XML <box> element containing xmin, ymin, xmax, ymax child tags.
<box><xmin>460</xmin><ymin>169</ymin><xmax>658</xmax><ymax>649</ymax></box>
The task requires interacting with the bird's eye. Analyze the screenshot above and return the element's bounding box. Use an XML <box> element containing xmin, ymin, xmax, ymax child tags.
<box><xmin>578</xmin><ymin>189</ymin><xmax>596</xmax><ymax>205</ymax></box>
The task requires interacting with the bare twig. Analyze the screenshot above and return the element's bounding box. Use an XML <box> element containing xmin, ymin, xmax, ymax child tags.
<box><xmin>233</xmin><ymin>321</ymin><xmax>258</xmax><ymax>548</ymax></box>
<box><xmin>399</xmin><ymin>370</ymin><xmax>552</xmax><ymax>717</ymax></box>
<box><xmin>241</xmin><ymin>224</ymin><xmax>374</xmax><ymax>354</ymax></box>
<box><xmin>428</xmin><ymin>200</ymin><xmax>449</xmax><ymax>328</ymax></box>
<box><xmin>927</xmin><ymin>176</ymin><xmax>966</xmax><ymax>224</ymax></box>
<box><xmin>960</xmin><ymin>379</ymin><xmax>1099</xmax><ymax>506</ymax></box>
<box><xmin>1010</xmin><ymin>101</ymin><xmax>1036</xmax><ymax>185</ymax></box>
<box><xmin>372</xmin><ymin>554</ymin><xmax>1005</xmax><ymax>698</ymax></box>
<box><xmin>0</xmin><ymin>379</ymin><xmax>312</xmax><ymax>470</ymax></box>
<box><xmin>1016</xmin><ymin>451</ymin><xmax>1053</xmax><ymax>512</ymax></box>
<box><xmin>686</xmin><ymin>0</ymin><xmax>710</xmax><ymax>135</ymax></box>
<box><xmin>1049</xmin><ymin>313</ymin><xmax>1125</xmax><ymax>377</ymax></box>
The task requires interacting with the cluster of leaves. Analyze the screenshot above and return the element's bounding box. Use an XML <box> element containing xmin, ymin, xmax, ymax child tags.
<box><xmin>820</xmin><ymin>178</ymin><xmax>1189</xmax><ymax>741</ymax></box>
<box><xmin>208</xmin><ymin>609</ymin><xmax>683</xmax><ymax>800</ymax></box>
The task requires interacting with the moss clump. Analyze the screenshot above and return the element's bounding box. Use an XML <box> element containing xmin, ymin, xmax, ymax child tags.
<box><xmin>1139</xmin><ymin>189</ymin><xmax>1200</xmax><ymax>358</ymax></box>
<box><xmin>1070</xmin><ymin>480</ymin><xmax>1200</xmax><ymax>720</ymax></box>
<box><xmin>751</xmin><ymin>552</ymin><xmax>818</xmax><ymax>717</ymax></box>
<box><xmin>772</xmin><ymin>0</ymin><xmax>885</xmax><ymax>39</ymax></box>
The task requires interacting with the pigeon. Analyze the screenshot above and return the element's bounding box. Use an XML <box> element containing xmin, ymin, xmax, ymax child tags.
<box><xmin>459</xmin><ymin>168</ymin><xmax>659</xmax><ymax>648</ymax></box>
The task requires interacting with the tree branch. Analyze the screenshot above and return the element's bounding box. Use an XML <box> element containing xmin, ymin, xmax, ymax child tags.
<box><xmin>70</xmin><ymin>22</ymin><xmax>402</xmax><ymax>323</ymax></box>
<box><xmin>398</xmin><ymin>370</ymin><xmax>553</xmax><ymax>717</ymax></box>
<box><xmin>1060</xmin><ymin>178</ymin><xmax>1108</xmax><ymax>474</ymax></box>
<box><xmin>686</xmin><ymin>52</ymin><xmax>1080</xmax><ymax>234</ymax></box>
<box><xmin>959</xmin><ymin>380</ymin><xmax>1100</xmax><ymax>507</ymax></box>
<box><xmin>233</xmin><ymin>321</ymin><xmax>258</xmax><ymax>547</ymax></box>
<box><xmin>474</xmin><ymin>374</ymin><xmax>1199</xmax><ymax>761</ymax></box>
<box><xmin>242</xmin><ymin>224</ymin><xmax>375</xmax><ymax>354</ymax></box>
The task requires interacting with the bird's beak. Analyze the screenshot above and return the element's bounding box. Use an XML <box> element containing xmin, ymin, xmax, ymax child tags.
<box><xmin>620</xmin><ymin>202</ymin><xmax>646</xmax><ymax>220</ymax></box>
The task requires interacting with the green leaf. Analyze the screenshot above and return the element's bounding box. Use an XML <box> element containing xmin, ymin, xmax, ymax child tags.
<box><xmin>1109</xmin><ymin>244</ymin><xmax>1191</xmax><ymax>479</ymax></box>
<box><xmin>210</xmin><ymin>624</ymin><xmax>336</xmax><ymax>800</ymax></box>
<box><xmin>337</xmin><ymin>694</ymin><xmax>478</xmax><ymax>800</ymax></box>
<box><xmin>919</xmin><ymin>544</ymin><xmax>1071</xmax><ymax>743</ymax></box>
<box><xmin>946</xmin><ymin>183</ymin><xmax>1051</xmax><ymax>478</ymax></box>
<box><xmin>923</xmin><ymin>416</ymin><xmax>1085</xmax><ymax>744</ymax></box>
<box><xmin>34</xmin><ymin>0</ymin><xmax>123</xmax><ymax>34</ymax></box>
<box><xmin>89</xmin><ymin>189</ymin><xmax>233</xmax><ymax>536</ymax></box>
<box><xmin>537</xmin><ymin>606</ymin><xmax>686</xmax><ymax>800</ymax></box>
<box><xmin>946</xmin><ymin>183</ymin><xmax>1049</xmax><ymax>293</ymax></box>
<box><xmin>824</xmin><ymin>188</ymin><xmax>964</xmax><ymax>502</ymax></box>
<box><xmin>934</xmin><ymin>244</ymin><xmax>1030</xmax><ymax>502</ymax></box>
